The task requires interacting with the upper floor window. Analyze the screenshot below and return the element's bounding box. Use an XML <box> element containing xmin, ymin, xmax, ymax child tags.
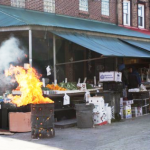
<box><xmin>43</xmin><ymin>0</ymin><xmax>55</xmax><ymax>13</ymax></box>
<box><xmin>11</xmin><ymin>0</ymin><xmax>25</xmax><ymax>8</ymax></box>
<box><xmin>138</xmin><ymin>4</ymin><xmax>144</xmax><ymax>28</ymax></box>
<box><xmin>101</xmin><ymin>0</ymin><xmax>109</xmax><ymax>16</ymax></box>
<box><xmin>79</xmin><ymin>0</ymin><xmax>88</xmax><ymax>12</ymax></box>
<box><xmin>123</xmin><ymin>1</ymin><xmax>130</xmax><ymax>26</ymax></box>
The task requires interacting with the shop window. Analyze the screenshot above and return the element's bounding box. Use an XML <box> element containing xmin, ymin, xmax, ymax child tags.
<box><xmin>43</xmin><ymin>0</ymin><xmax>55</xmax><ymax>13</ymax></box>
<box><xmin>101</xmin><ymin>0</ymin><xmax>109</xmax><ymax>16</ymax></box>
<box><xmin>138</xmin><ymin>4</ymin><xmax>144</xmax><ymax>28</ymax></box>
<box><xmin>79</xmin><ymin>0</ymin><xmax>88</xmax><ymax>12</ymax></box>
<box><xmin>123</xmin><ymin>1</ymin><xmax>130</xmax><ymax>26</ymax></box>
<box><xmin>11</xmin><ymin>0</ymin><xmax>25</xmax><ymax>8</ymax></box>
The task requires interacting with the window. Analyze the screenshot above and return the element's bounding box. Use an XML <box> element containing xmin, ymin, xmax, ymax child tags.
<box><xmin>11</xmin><ymin>0</ymin><xmax>25</xmax><ymax>8</ymax></box>
<box><xmin>101</xmin><ymin>0</ymin><xmax>109</xmax><ymax>16</ymax></box>
<box><xmin>79</xmin><ymin>0</ymin><xmax>88</xmax><ymax>12</ymax></box>
<box><xmin>138</xmin><ymin>4</ymin><xmax>144</xmax><ymax>28</ymax></box>
<box><xmin>123</xmin><ymin>1</ymin><xmax>130</xmax><ymax>26</ymax></box>
<box><xmin>43</xmin><ymin>0</ymin><xmax>55</xmax><ymax>13</ymax></box>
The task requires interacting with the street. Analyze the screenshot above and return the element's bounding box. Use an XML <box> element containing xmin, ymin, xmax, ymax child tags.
<box><xmin>0</xmin><ymin>114</ymin><xmax>150</xmax><ymax>150</ymax></box>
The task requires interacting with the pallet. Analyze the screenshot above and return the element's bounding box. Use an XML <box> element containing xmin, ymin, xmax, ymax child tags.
<box><xmin>54</xmin><ymin>119</ymin><xmax>77</xmax><ymax>128</ymax></box>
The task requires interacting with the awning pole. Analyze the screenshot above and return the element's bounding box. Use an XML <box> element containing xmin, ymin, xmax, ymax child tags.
<box><xmin>53</xmin><ymin>34</ymin><xmax>56</xmax><ymax>82</ymax></box>
<box><xmin>115</xmin><ymin>57</ymin><xmax>118</xmax><ymax>71</ymax></box>
<box><xmin>29</xmin><ymin>30</ymin><xmax>32</xmax><ymax>67</ymax></box>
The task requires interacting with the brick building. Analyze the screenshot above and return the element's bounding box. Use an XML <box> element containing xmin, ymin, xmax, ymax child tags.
<box><xmin>118</xmin><ymin>0</ymin><xmax>150</xmax><ymax>31</ymax></box>
<box><xmin>0</xmin><ymin>0</ymin><xmax>117</xmax><ymax>24</ymax></box>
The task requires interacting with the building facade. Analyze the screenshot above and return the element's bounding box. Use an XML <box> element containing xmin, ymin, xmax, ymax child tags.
<box><xmin>118</xmin><ymin>0</ymin><xmax>150</xmax><ymax>30</ymax></box>
<box><xmin>0</xmin><ymin>0</ymin><xmax>117</xmax><ymax>24</ymax></box>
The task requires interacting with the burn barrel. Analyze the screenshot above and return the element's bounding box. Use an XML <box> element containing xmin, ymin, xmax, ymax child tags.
<box><xmin>31</xmin><ymin>103</ymin><xmax>55</xmax><ymax>139</ymax></box>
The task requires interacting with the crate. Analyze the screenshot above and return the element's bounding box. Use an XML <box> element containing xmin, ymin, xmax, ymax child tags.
<box><xmin>131</xmin><ymin>91</ymin><xmax>149</xmax><ymax>99</ymax></box>
<box><xmin>103</xmin><ymin>82</ymin><xmax>123</xmax><ymax>92</ymax></box>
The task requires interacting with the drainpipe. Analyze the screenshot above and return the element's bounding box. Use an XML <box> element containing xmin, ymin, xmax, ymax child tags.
<box><xmin>116</xmin><ymin>0</ymin><xmax>119</xmax><ymax>25</ymax></box>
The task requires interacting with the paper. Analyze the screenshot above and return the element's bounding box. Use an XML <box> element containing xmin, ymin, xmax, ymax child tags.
<box><xmin>46</xmin><ymin>65</ymin><xmax>51</xmax><ymax>76</ymax></box>
<box><xmin>63</xmin><ymin>93</ymin><xmax>70</xmax><ymax>105</ymax></box>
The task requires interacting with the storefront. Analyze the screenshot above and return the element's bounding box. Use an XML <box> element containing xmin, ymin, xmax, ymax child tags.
<box><xmin>0</xmin><ymin>5</ymin><xmax>150</xmax><ymax>130</ymax></box>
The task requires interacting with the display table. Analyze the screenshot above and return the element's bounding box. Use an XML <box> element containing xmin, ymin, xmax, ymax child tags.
<box><xmin>129</xmin><ymin>91</ymin><xmax>149</xmax><ymax>114</ymax></box>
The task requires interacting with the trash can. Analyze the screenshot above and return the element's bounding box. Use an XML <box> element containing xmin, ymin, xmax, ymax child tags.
<box><xmin>75</xmin><ymin>104</ymin><xmax>94</xmax><ymax>128</ymax></box>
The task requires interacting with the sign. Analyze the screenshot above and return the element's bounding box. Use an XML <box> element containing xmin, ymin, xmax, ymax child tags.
<box><xmin>99</xmin><ymin>71</ymin><xmax>122</xmax><ymax>82</ymax></box>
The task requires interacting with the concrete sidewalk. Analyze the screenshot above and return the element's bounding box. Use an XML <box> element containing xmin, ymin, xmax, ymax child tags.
<box><xmin>0</xmin><ymin>114</ymin><xmax>150</xmax><ymax>150</ymax></box>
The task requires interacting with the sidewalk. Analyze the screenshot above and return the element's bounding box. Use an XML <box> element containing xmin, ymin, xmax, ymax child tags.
<box><xmin>0</xmin><ymin>114</ymin><xmax>150</xmax><ymax>150</ymax></box>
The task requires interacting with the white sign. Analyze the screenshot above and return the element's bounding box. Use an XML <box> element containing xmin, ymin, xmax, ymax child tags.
<box><xmin>99</xmin><ymin>71</ymin><xmax>122</xmax><ymax>82</ymax></box>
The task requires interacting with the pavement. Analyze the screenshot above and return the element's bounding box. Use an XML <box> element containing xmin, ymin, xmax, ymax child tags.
<box><xmin>0</xmin><ymin>114</ymin><xmax>150</xmax><ymax>150</ymax></box>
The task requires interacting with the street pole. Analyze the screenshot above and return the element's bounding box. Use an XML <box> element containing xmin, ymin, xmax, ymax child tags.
<box><xmin>53</xmin><ymin>34</ymin><xmax>56</xmax><ymax>82</ymax></box>
<box><xmin>29</xmin><ymin>30</ymin><xmax>32</xmax><ymax>67</ymax></box>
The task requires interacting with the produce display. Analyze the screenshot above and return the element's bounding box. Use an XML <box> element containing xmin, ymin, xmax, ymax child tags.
<box><xmin>46</xmin><ymin>84</ymin><xmax>66</xmax><ymax>91</ymax></box>
<box><xmin>58</xmin><ymin>82</ymin><xmax>78</xmax><ymax>90</ymax></box>
<box><xmin>58</xmin><ymin>82</ymin><xmax>93</xmax><ymax>90</ymax></box>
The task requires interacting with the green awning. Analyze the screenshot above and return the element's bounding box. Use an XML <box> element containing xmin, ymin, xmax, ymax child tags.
<box><xmin>0</xmin><ymin>5</ymin><xmax>150</xmax><ymax>39</ymax></box>
<box><xmin>120</xmin><ymin>39</ymin><xmax>150</xmax><ymax>52</ymax></box>
<box><xmin>52</xmin><ymin>31</ymin><xmax>150</xmax><ymax>58</ymax></box>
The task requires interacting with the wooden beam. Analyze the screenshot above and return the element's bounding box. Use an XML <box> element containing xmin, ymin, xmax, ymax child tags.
<box><xmin>56</xmin><ymin>56</ymin><xmax>107</xmax><ymax>66</ymax></box>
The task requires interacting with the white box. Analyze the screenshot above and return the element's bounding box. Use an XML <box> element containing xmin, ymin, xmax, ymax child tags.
<box><xmin>120</xmin><ymin>108</ymin><xmax>124</xmax><ymax>119</ymax></box>
<box><xmin>123</xmin><ymin>100</ymin><xmax>134</xmax><ymax>106</ymax></box>
<box><xmin>137</xmin><ymin>107</ymin><xmax>143</xmax><ymax>116</ymax></box>
<box><xmin>124</xmin><ymin>105</ymin><xmax>132</xmax><ymax>119</ymax></box>
<box><xmin>99</xmin><ymin>71</ymin><xmax>122</xmax><ymax>82</ymax></box>
<box><xmin>93</xmin><ymin>111</ymin><xmax>107</xmax><ymax>125</ymax></box>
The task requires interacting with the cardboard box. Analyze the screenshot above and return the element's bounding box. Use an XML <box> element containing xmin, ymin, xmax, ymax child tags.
<box><xmin>124</xmin><ymin>105</ymin><xmax>132</xmax><ymax>119</ymax></box>
<box><xmin>132</xmin><ymin>107</ymin><xmax>143</xmax><ymax>117</ymax></box>
<box><xmin>99</xmin><ymin>71</ymin><xmax>122</xmax><ymax>82</ymax></box>
<box><xmin>9</xmin><ymin>112</ymin><xmax>31</xmax><ymax>132</ymax></box>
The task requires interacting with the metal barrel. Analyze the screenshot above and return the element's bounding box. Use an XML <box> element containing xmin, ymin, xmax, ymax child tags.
<box><xmin>31</xmin><ymin>103</ymin><xmax>55</xmax><ymax>139</ymax></box>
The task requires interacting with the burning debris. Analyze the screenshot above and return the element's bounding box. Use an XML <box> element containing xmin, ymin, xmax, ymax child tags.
<box><xmin>5</xmin><ymin>65</ymin><xmax>54</xmax><ymax>107</ymax></box>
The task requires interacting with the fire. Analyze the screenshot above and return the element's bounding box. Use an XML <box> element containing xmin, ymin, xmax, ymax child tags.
<box><xmin>5</xmin><ymin>65</ymin><xmax>54</xmax><ymax>107</ymax></box>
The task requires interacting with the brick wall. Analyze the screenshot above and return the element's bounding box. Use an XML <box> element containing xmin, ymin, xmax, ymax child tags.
<box><xmin>56</xmin><ymin>0</ymin><xmax>117</xmax><ymax>24</ymax></box>
<box><xmin>0</xmin><ymin>0</ymin><xmax>117</xmax><ymax>24</ymax></box>
<box><xmin>0</xmin><ymin>0</ymin><xmax>10</xmax><ymax>6</ymax></box>
<box><xmin>118</xmin><ymin>0</ymin><xmax>149</xmax><ymax>30</ymax></box>
<box><xmin>25</xmin><ymin>0</ymin><xmax>43</xmax><ymax>11</ymax></box>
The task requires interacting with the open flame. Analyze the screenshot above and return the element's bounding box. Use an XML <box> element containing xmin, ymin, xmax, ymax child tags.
<box><xmin>5</xmin><ymin>65</ymin><xmax>54</xmax><ymax>107</ymax></box>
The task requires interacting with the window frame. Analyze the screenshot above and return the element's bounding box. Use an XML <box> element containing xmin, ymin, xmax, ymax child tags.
<box><xmin>123</xmin><ymin>1</ymin><xmax>130</xmax><ymax>26</ymax></box>
<box><xmin>11</xmin><ymin>0</ymin><xmax>25</xmax><ymax>8</ymax></box>
<box><xmin>79</xmin><ymin>0</ymin><xmax>88</xmax><ymax>12</ymax></box>
<box><xmin>101</xmin><ymin>0</ymin><xmax>110</xmax><ymax>16</ymax></box>
<box><xmin>43</xmin><ymin>0</ymin><xmax>55</xmax><ymax>13</ymax></box>
<box><xmin>138</xmin><ymin>4</ymin><xmax>144</xmax><ymax>29</ymax></box>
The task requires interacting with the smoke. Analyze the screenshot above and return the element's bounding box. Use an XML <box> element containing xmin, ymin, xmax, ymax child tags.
<box><xmin>0</xmin><ymin>37</ymin><xmax>26</xmax><ymax>93</ymax></box>
<box><xmin>0</xmin><ymin>36</ymin><xmax>26</xmax><ymax>71</ymax></box>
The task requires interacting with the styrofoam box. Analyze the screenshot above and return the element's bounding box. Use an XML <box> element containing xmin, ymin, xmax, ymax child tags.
<box><xmin>93</xmin><ymin>111</ymin><xmax>107</xmax><ymax>125</ymax></box>
<box><xmin>89</xmin><ymin>96</ymin><xmax>104</xmax><ymax>104</ymax></box>
<box><xmin>99</xmin><ymin>71</ymin><xmax>122</xmax><ymax>82</ymax></box>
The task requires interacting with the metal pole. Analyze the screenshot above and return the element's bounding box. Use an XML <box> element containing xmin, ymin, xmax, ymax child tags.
<box><xmin>29</xmin><ymin>30</ymin><xmax>32</xmax><ymax>67</ymax></box>
<box><xmin>53</xmin><ymin>34</ymin><xmax>56</xmax><ymax>81</ymax></box>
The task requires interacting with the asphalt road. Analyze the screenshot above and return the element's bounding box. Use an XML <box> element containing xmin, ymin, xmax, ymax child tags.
<box><xmin>0</xmin><ymin>114</ymin><xmax>150</xmax><ymax>150</ymax></box>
